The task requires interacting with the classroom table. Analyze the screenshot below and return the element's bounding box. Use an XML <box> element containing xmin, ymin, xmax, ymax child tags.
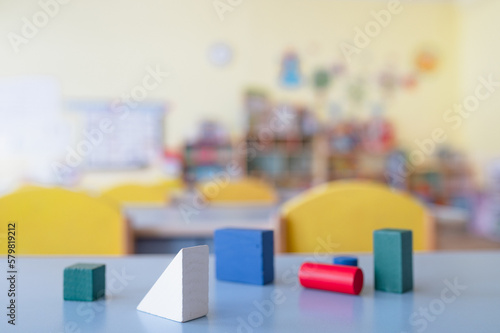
<box><xmin>2</xmin><ymin>252</ymin><xmax>497</xmax><ymax>332</ymax></box>
<box><xmin>126</xmin><ymin>205</ymin><xmax>280</xmax><ymax>253</ymax></box>
<box><xmin>127</xmin><ymin>205</ymin><xmax>278</xmax><ymax>238</ymax></box>
<box><xmin>126</xmin><ymin>198</ymin><xmax>469</xmax><ymax>254</ymax></box>
<box><xmin>126</xmin><ymin>188</ymin><xmax>300</xmax><ymax>239</ymax></box>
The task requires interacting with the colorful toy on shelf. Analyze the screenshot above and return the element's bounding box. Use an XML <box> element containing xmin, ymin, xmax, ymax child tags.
<box><xmin>162</xmin><ymin>150</ymin><xmax>183</xmax><ymax>178</ymax></box>
<box><xmin>245</xmin><ymin>101</ymin><xmax>317</xmax><ymax>188</ymax></box>
<box><xmin>195</xmin><ymin>120</ymin><xmax>229</xmax><ymax>146</ymax></box>
<box><xmin>373</xmin><ymin>229</ymin><xmax>413</xmax><ymax>294</ymax></box>
<box><xmin>183</xmin><ymin>120</ymin><xmax>233</xmax><ymax>182</ymax></box>
<box><xmin>245</xmin><ymin>89</ymin><xmax>272</xmax><ymax>136</ymax></box>
<box><xmin>333</xmin><ymin>256</ymin><xmax>358</xmax><ymax>267</ymax></box>
<box><xmin>328</xmin><ymin>119</ymin><xmax>361</xmax><ymax>154</ymax></box>
<box><xmin>215</xmin><ymin>228</ymin><xmax>274</xmax><ymax>285</ymax></box>
<box><xmin>362</xmin><ymin>108</ymin><xmax>395</xmax><ymax>153</ymax></box>
<box><xmin>299</xmin><ymin>263</ymin><xmax>363</xmax><ymax>295</ymax></box>
<box><xmin>137</xmin><ymin>245</ymin><xmax>209</xmax><ymax>323</ymax></box>
<box><xmin>298</xmin><ymin>106</ymin><xmax>320</xmax><ymax>137</ymax></box>
<box><xmin>385</xmin><ymin>149</ymin><xmax>408</xmax><ymax>190</ymax></box>
<box><xmin>475</xmin><ymin>159</ymin><xmax>500</xmax><ymax>239</ymax></box>
<box><xmin>64</xmin><ymin>263</ymin><xmax>105</xmax><ymax>301</ymax></box>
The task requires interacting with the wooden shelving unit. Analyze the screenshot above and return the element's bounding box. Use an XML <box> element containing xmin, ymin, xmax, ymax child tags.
<box><xmin>408</xmin><ymin>151</ymin><xmax>474</xmax><ymax>208</ymax></box>
<box><xmin>243</xmin><ymin>90</ymin><xmax>320</xmax><ymax>188</ymax></box>
<box><xmin>245</xmin><ymin>136</ymin><xmax>315</xmax><ymax>188</ymax></box>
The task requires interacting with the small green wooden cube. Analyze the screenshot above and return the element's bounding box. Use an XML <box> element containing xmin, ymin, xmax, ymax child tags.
<box><xmin>373</xmin><ymin>229</ymin><xmax>413</xmax><ymax>294</ymax></box>
<box><xmin>64</xmin><ymin>263</ymin><xmax>106</xmax><ymax>301</ymax></box>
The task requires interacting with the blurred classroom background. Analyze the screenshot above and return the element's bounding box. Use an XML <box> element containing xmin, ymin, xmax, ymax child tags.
<box><xmin>1</xmin><ymin>0</ymin><xmax>500</xmax><ymax>254</ymax></box>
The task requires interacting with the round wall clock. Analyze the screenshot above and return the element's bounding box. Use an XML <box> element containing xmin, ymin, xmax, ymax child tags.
<box><xmin>207</xmin><ymin>42</ymin><xmax>233</xmax><ymax>67</ymax></box>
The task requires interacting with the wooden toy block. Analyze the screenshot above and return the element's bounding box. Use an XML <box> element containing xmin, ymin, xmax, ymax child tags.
<box><xmin>137</xmin><ymin>245</ymin><xmax>209</xmax><ymax>323</ymax></box>
<box><xmin>215</xmin><ymin>228</ymin><xmax>274</xmax><ymax>285</ymax></box>
<box><xmin>64</xmin><ymin>263</ymin><xmax>105</xmax><ymax>301</ymax></box>
<box><xmin>373</xmin><ymin>229</ymin><xmax>413</xmax><ymax>293</ymax></box>
<box><xmin>333</xmin><ymin>256</ymin><xmax>358</xmax><ymax>267</ymax></box>
<box><xmin>299</xmin><ymin>263</ymin><xmax>364</xmax><ymax>295</ymax></box>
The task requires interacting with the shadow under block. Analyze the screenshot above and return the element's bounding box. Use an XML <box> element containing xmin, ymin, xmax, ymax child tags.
<box><xmin>215</xmin><ymin>228</ymin><xmax>274</xmax><ymax>285</ymax></box>
<box><xmin>137</xmin><ymin>245</ymin><xmax>209</xmax><ymax>323</ymax></box>
<box><xmin>64</xmin><ymin>263</ymin><xmax>106</xmax><ymax>301</ymax></box>
<box><xmin>373</xmin><ymin>229</ymin><xmax>413</xmax><ymax>294</ymax></box>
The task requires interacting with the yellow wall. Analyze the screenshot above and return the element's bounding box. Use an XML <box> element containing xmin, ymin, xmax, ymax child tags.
<box><xmin>0</xmin><ymin>0</ymin><xmax>461</xmax><ymax>151</ymax></box>
<box><xmin>459</xmin><ymin>0</ymin><xmax>500</xmax><ymax>185</ymax></box>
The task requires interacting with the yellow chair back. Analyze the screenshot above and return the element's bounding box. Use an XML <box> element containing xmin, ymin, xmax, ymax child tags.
<box><xmin>0</xmin><ymin>187</ymin><xmax>131</xmax><ymax>255</ymax></box>
<box><xmin>100</xmin><ymin>179</ymin><xmax>183</xmax><ymax>206</ymax></box>
<box><xmin>280</xmin><ymin>181</ymin><xmax>435</xmax><ymax>253</ymax></box>
<box><xmin>198</xmin><ymin>178</ymin><xmax>277</xmax><ymax>204</ymax></box>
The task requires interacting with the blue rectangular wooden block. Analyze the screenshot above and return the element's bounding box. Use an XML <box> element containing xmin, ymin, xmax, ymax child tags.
<box><xmin>215</xmin><ymin>228</ymin><xmax>274</xmax><ymax>285</ymax></box>
<box><xmin>373</xmin><ymin>229</ymin><xmax>413</xmax><ymax>294</ymax></box>
<box><xmin>64</xmin><ymin>263</ymin><xmax>106</xmax><ymax>301</ymax></box>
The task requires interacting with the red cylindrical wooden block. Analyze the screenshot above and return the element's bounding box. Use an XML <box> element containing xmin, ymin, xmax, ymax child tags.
<box><xmin>299</xmin><ymin>262</ymin><xmax>364</xmax><ymax>295</ymax></box>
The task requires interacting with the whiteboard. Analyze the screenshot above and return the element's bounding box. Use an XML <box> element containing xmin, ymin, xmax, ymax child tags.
<box><xmin>67</xmin><ymin>100</ymin><xmax>166</xmax><ymax>170</ymax></box>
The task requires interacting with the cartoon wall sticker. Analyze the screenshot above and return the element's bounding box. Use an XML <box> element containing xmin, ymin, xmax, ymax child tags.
<box><xmin>279</xmin><ymin>50</ymin><xmax>303</xmax><ymax>88</ymax></box>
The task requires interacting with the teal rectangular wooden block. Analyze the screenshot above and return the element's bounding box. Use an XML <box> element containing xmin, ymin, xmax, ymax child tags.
<box><xmin>373</xmin><ymin>229</ymin><xmax>413</xmax><ymax>294</ymax></box>
<box><xmin>64</xmin><ymin>263</ymin><xmax>105</xmax><ymax>301</ymax></box>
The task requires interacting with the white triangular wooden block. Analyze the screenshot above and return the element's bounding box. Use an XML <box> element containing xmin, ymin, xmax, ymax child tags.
<box><xmin>137</xmin><ymin>245</ymin><xmax>209</xmax><ymax>323</ymax></box>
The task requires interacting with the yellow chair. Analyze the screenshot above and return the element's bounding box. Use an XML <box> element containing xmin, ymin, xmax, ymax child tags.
<box><xmin>280</xmin><ymin>181</ymin><xmax>435</xmax><ymax>253</ymax></box>
<box><xmin>0</xmin><ymin>187</ymin><xmax>132</xmax><ymax>255</ymax></box>
<box><xmin>99</xmin><ymin>179</ymin><xmax>184</xmax><ymax>206</ymax></box>
<box><xmin>198</xmin><ymin>178</ymin><xmax>277</xmax><ymax>204</ymax></box>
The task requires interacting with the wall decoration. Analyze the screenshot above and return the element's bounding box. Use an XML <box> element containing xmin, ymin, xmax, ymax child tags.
<box><xmin>313</xmin><ymin>68</ymin><xmax>330</xmax><ymax>91</ymax></box>
<box><xmin>279</xmin><ymin>50</ymin><xmax>303</xmax><ymax>88</ymax></box>
<box><xmin>378</xmin><ymin>69</ymin><xmax>398</xmax><ymax>98</ymax></box>
<box><xmin>415</xmin><ymin>47</ymin><xmax>438</xmax><ymax>73</ymax></box>
<box><xmin>207</xmin><ymin>42</ymin><xmax>233</xmax><ymax>67</ymax></box>
<box><xmin>331</xmin><ymin>63</ymin><xmax>346</xmax><ymax>77</ymax></box>
<box><xmin>400</xmin><ymin>73</ymin><xmax>418</xmax><ymax>90</ymax></box>
<box><xmin>347</xmin><ymin>77</ymin><xmax>366</xmax><ymax>105</ymax></box>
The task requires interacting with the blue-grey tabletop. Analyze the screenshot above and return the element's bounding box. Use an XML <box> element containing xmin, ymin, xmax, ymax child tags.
<box><xmin>1</xmin><ymin>252</ymin><xmax>498</xmax><ymax>333</ymax></box>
